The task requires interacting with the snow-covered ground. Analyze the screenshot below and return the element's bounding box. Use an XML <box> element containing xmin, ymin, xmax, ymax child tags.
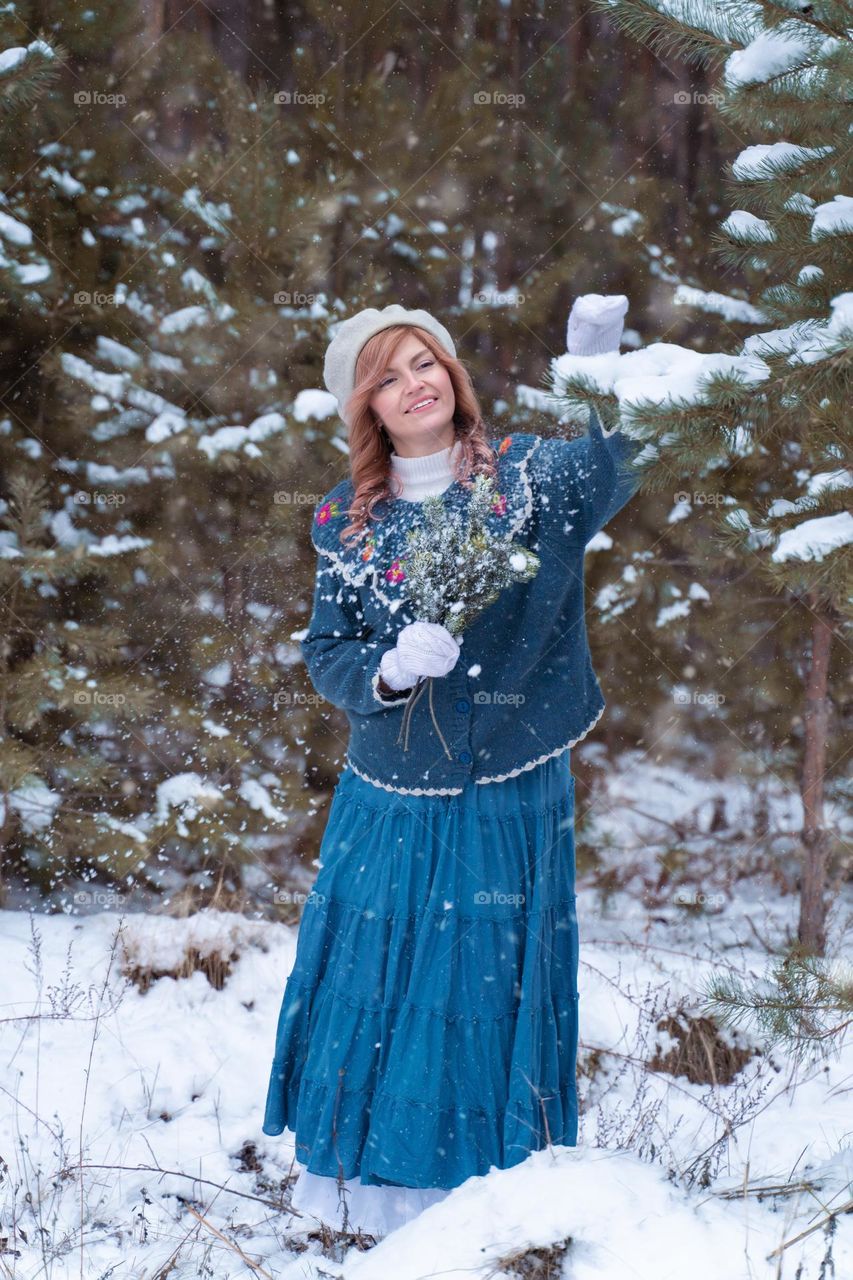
<box><xmin>1</xmin><ymin>752</ymin><xmax>850</xmax><ymax>1279</ymax></box>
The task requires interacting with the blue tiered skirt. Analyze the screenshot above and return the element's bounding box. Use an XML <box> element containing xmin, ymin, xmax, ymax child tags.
<box><xmin>262</xmin><ymin>747</ymin><xmax>579</xmax><ymax>1209</ymax></box>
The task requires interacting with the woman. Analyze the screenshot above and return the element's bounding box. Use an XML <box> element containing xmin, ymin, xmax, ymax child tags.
<box><xmin>262</xmin><ymin>298</ymin><xmax>639</xmax><ymax>1237</ymax></box>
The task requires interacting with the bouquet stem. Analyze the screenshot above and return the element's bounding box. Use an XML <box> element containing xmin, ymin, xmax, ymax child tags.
<box><xmin>396</xmin><ymin>676</ymin><xmax>453</xmax><ymax>759</ymax></box>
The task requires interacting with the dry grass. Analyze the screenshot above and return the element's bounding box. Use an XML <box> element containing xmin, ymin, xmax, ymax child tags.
<box><xmin>122</xmin><ymin>943</ymin><xmax>241</xmax><ymax>993</ymax></box>
<box><xmin>648</xmin><ymin>1010</ymin><xmax>755</xmax><ymax>1085</ymax></box>
<box><xmin>488</xmin><ymin>1237</ymin><xmax>574</xmax><ymax>1278</ymax></box>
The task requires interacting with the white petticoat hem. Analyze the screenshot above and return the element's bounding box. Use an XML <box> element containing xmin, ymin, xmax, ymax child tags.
<box><xmin>290</xmin><ymin>1164</ymin><xmax>451</xmax><ymax>1237</ymax></box>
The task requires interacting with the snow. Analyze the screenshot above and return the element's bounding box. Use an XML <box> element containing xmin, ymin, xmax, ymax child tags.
<box><xmin>145</xmin><ymin>407</ymin><xmax>187</xmax><ymax>443</ymax></box>
<box><xmin>2</xmin><ymin>749</ymin><xmax>852</xmax><ymax>1278</ymax></box>
<box><xmin>85</xmin><ymin>461</ymin><xmax>148</xmax><ymax>486</ymax></box>
<box><xmin>292</xmin><ymin>387</ymin><xmax>340</xmax><ymax>421</ymax></box>
<box><xmin>0</xmin><ymin>208</ymin><xmax>33</xmax><ymax>245</ymax></box>
<box><xmin>87</xmin><ymin>534</ymin><xmax>151</xmax><ymax>557</ymax></box>
<box><xmin>771</xmin><ymin>512</ymin><xmax>853</xmax><ymax>563</ymax></box>
<box><xmin>741</xmin><ymin>297</ymin><xmax>852</xmax><ymax>366</ymax></box>
<box><xmin>784</xmin><ymin>191</ymin><xmax>815</xmax><ymax>214</ymax></box>
<box><xmin>345</xmin><ymin>1145</ymin><xmax>798</xmax><ymax>1280</ymax></box>
<box><xmin>96</xmin><ymin>335</ymin><xmax>141</xmax><ymax>369</ymax></box>
<box><xmin>14</xmin><ymin>260</ymin><xmax>50</xmax><ymax>283</ymax></box>
<box><xmin>50</xmin><ymin>507</ymin><xmax>88</xmax><ymax>548</ymax></box>
<box><xmin>159</xmin><ymin>304</ymin><xmax>209</xmax><ymax>334</ymax></box>
<box><xmin>549</xmin><ymin>343</ymin><xmax>769</xmax><ymax>421</ymax></box>
<box><xmin>672</xmin><ymin>284</ymin><xmax>766</xmax><ymax>324</ymax></box>
<box><xmin>656</xmin><ymin>599</ymin><xmax>691</xmax><ymax>627</ymax></box>
<box><xmin>724</xmin><ymin>25</ymin><xmax>815</xmax><ymax>89</ymax></box>
<box><xmin>720</xmin><ymin>209</ymin><xmax>777</xmax><ymax>243</ymax></box>
<box><xmin>0</xmin><ymin>39</ymin><xmax>54</xmax><ymax>74</ymax></box>
<box><xmin>8</xmin><ymin>779</ymin><xmax>61</xmax><ymax>832</ymax></box>
<box><xmin>806</xmin><ymin>469</ymin><xmax>853</xmax><ymax>496</ymax></box>
<box><xmin>609</xmin><ymin>209</ymin><xmax>642</xmax><ymax>236</ymax></box>
<box><xmin>239</xmin><ymin>779</ymin><xmax>290</xmax><ymax>826</ymax></box>
<box><xmin>43</xmin><ymin>165</ymin><xmax>85</xmax><ymax>197</ymax></box>
<box><xmin>828</xmin><ymin>291</ymin><xmax>853</xmax><ymax>336</ymax></box>
<box><xmin>181</xmin><ymin>186</ymin><xmax>231</xmax><ymax>233</ymax></box>
<box><xmin>61</xmin><ymin>352</ymin><xmax>129</xmax><ymax>399</ymax></box>
<box><xmin>155</xmin><ymin>772</ymin><xmax>224</xmax><ymax>824</ymax></box>
<box><xmin>731</xmin><ymin>141</ymin><xmax>833</xmax><ymax>181</ymax></box>
<box><xmin>202</xmin><ymin>717</ymin><xmax>231</xmax><ymax>738</ymax></box>
<box><xmin>0</xmin><ymin>45</ymin><xmax>28</xmax><ymax>73</ymax></box>
<box><xmin>811</xmin><ymin>194</ymin><xmax>853</xmax><ymax>240</ymax></box>
<box><xmin>203</xmin><ymin>660</ymin><xmax>232</xmax><ymax>687</ymax></box>
<box><xmin>197</xmin><ymin>411</ymin><xmax>287</xmax><ymax>459</ymax></box>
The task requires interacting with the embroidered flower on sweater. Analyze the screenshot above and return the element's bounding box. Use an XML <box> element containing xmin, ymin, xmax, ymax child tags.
<box><xmin>360</xmin><ymin>531</ymin><xmax>377</xmax><ymax>561</ymax></box>
<box><xmin>385</xmin><ymin>558</ymin><xmax>407</xmax><ymax>583</ymax></box>
<box><xmin>498</xmin><ymin>435</ymin><xmax>513</xmax><ymax>455</ymax></box>
<box><xmin>491</xmin><ymin>492</ymin><xmax>507</xmax><ymax>516</ymax></box>
<box><xmin>316</xmin><ymin>500</ymin><xmax>341</xmax><ymax>524</ymax></box>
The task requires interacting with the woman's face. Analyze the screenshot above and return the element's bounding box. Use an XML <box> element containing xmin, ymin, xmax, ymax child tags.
<box><xmin>367</xmin><ymin>331</ymin><xmax>456</xmax><ymax>456</ymax></box>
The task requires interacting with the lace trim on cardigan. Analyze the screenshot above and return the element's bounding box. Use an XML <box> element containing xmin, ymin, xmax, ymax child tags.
<box><xmin>473</xmin><ymin>702</ymin><xmax>605</xmax><ymax>784</ymax></box>
<box><xmin>344</xmin><ymin>702</ymin><xmax>605</xmax><ymax>796</ymax></box>
<box><xmin>346</xmin><ymin>756</ymin><xmax>465</xmax><ymax>796</ymax></box>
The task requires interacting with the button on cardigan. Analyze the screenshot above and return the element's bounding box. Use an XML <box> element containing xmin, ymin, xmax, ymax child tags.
<box><xmin>303</xmin><ymin>408</ymin><xmax>644</xmax><ymax>795</ymax></box>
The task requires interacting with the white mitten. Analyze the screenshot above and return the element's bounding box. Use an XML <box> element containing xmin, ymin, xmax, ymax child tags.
<box><xmin>567</xmin><ymin>293</ymin><xmax>628</xmax><ymax>356</ymax></box>
<box><xmin>379</xmin><ymin>620</ymin><xmax>461</xmax><ymax>690</ymax></box>
<box><xmin>378</xmin><ymin>646</ymin><xmax>417</xmax><ymax>691</ymax></box>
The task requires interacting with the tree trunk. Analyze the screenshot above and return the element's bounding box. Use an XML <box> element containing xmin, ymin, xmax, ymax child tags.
<box><xmin>797</xmin><ymin>597</ymin><xmax>833</xmax><ymax>955</ymax></box>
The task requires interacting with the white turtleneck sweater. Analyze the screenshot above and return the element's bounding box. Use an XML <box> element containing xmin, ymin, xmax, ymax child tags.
<box><xmin>389</xmin><ymin>438</ymin><xmax>463</xmax><ymax>501</ymax></box>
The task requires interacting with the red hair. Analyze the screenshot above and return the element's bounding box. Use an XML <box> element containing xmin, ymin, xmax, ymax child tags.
<box><xmin>337</xmin><ymin>325</ymin><xmax>498</xmax><ymax>547</ymax></box>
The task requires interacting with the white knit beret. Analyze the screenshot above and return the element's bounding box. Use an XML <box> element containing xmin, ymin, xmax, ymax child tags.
<box><xmin>322</xmin><ymin>304</ymin><xmax>456</xmax><ymax>425</ymax></box>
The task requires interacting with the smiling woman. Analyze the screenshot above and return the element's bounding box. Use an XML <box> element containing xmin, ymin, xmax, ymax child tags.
<box><xmin>335</xmin><ymin>314</ymin><xmax>500</xmax><ymax>532</ymax></box>
<box><xmin>369</xmin><ymin>334</ymin><xmax>456</xmax><ymax>455</ymax></box>
<box><xmin>260</xmin><ymin>301</ymin><xmax>641</xmax><ymax>1239</ymax></box>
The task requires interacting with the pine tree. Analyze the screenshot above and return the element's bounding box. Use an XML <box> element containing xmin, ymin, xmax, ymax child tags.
<box><xmin>45</xmin><ymin>69</ymin><xmax>341</xmax><ymax>906</ymax></box>
<box><xmin>0</xmin><ymin>10</ymin><xmax>342</xmax><ymax>906</ymax></box>
<box><xmin>566</xmin><ymin>0</ymin><xmax>853</xmax><ymax>955</ymax></box>
<box><xmin>703</xmin><ymin>951</ymin><xmax>853</xmax><ymax>1065</ymax></box>
<box><xmin>0</xmin><ymin>10</ymin><xmax>162</xmax><ymax>901</ymax></box>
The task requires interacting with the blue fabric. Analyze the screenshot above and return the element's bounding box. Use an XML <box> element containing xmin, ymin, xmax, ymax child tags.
<box><xmin>262</xmin><ymin>749</ymin><xmax>579</xmax><ymax>1189</ymax></box>
<box><xmin>304</xmin><ymin>409</ymin><xmax>644</xmax><ymax>794</ymax></box>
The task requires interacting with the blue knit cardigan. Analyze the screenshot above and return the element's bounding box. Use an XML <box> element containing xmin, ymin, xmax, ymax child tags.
<box><xmin>303</xmin><ymin>408</ymin><xmax>644</xmax><ymax>795</ymax></box>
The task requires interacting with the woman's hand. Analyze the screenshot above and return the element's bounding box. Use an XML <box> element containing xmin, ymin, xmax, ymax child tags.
<box><xmin>567</xmin><ymin>293</ymin><xmax>628</xmax><ymax>356</ymax></box>
<box><xmin>379</xmin><ymin>621</ymin><xmax>461</xmax><ymax>690</ymax></box>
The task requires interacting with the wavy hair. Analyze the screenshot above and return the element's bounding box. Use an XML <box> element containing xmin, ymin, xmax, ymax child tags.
<box><xmin>337</xmin><ymin>324</ymin><xmax>498</xmax><ymax>547</ymax></box>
